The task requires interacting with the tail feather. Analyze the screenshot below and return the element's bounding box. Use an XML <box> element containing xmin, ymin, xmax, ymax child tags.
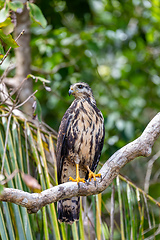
<box><xmin>57</xmin><ymin>197</ymin><xmax>80</xmax><ymax>224</ymax></box>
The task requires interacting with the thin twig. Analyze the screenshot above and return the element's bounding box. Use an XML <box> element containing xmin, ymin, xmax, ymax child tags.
<box><xmin>0</xmin><ymin>82</ymin><xmax>15</xmax><ymax>106</ymax></box>
<box><xmin>144</xmin><ymin>150</ymin><xmax>160</xmax><ymax>193</ymax></box>
<box><xmin>1</xmin><ymin>169</ymin><xmax>19</xmax><ymax>185</ymax></box>
<box><xmin>24</xmin><ymin>120</ymin><xmax>30</xmax><ymax>175</ymax></box>
<box><xmin>153</xmin><ymin>169</ymin><xmax>160</xmax><ymax>181</ymax></box>
<box><xmin>15</xmin><ymin>90</ymin><xmax>38</xmax><ymax>109</ymax></box>
<box><xmin>110</xmin><ymin>182</ymin><xmax>115</xmax><ymax>240</ymax></box>
<box><xmin>101</xmin><ymin>198</ymin><xmax>120</xmax><ymax>232</ymax></box>
<box><xmin>98</xmin><ymin>163</ymin><xmax>160</xmax><ymax>208</ymax></box>
<box><xmin>1</xmin><ymin>113</ymin><xmax>12</xmax><ymax>174</ymax></box>
<box><xmin>11</xmin><ymin>77</ymin><xmax>28</xmax><ymax>97</ymax></box>
<box><xmin>0</xmin><ymin>30</ymin><xmax>25</xmax><ymax>65</ymax></box>
<box><xmin>0</xmin><ymin>63</ymin><xmax>16</xmax><ymax>83</ymax></box>
<box><xmin>143</xmin><ymin>193</ymin><xmax>152</xmax><ymax>228</ymax></box>
<box><xmin>31</xmin><ymin>61</ymin><xmax>76</xmax><ymax>75</ymax></box>
<box><xmin>0</xmin><ymin>47</ymin><xmax>12</xmax><ymax>66</ymax></box>
<box><xmin>144</xmin><ymin>224</ymin><xmax>160</xmax><ymax>240</ymax></box>
<box><xmin>0</xmin><ymin>113</ymin><xmax>10</xmax><ymax>117</ymax></box>
<box><xmin>119</xmin><ymin>173</ymin><xmax>160</xmax><ymax>207</ymax></box>
<box><xmin>42</xmin><ymin>121</ymin><xmax>57</xmax><ymax>136</ymax></box>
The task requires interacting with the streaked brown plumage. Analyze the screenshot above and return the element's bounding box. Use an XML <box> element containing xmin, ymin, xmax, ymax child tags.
<box><xmin>56</xmin><ymin>82</ymin><xmax>105</xmax><ymax>224</ymax></box>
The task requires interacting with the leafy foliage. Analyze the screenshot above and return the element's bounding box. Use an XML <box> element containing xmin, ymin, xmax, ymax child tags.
<box><xmin>27</xmin><ymin>2</ymin><xmax>47</xmax><ymax>28</ymax></box>
<box><xmin>1</xmin><ymin>0</ymin><xmax>160</xmax><ymax>239</ymax></box>
<box><xmin>0</xmin><ymin>0</ymin><xmax>46</xmax><ymax>59</ymax></box>
<box><xmin>0</xmin><ymin>110</ymin><xmax>59</xmax><ymax>239</ymax></box>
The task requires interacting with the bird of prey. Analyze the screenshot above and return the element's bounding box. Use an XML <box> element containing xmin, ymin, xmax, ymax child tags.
<box><xmin>56</xmin><ymin>82</ymin><xmax>105</xmax><ymax>224</ymax></box>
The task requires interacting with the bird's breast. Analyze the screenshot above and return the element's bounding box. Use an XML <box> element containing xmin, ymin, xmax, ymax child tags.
<box><xmin>67</xmin><ymin>100</ymin><xmax>104</xmax><ymax>167</ymax></box>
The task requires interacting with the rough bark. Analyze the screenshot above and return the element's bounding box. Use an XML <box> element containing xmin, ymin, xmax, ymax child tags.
<box><xmin>0</xmin><ymin>112</ymin><xmax>160</xmax><ymax>213</ymax></box>
<box><xmin>14</xmin><ymin>1</ymin><xmax>33</xmax><ymax>115</ymax></box>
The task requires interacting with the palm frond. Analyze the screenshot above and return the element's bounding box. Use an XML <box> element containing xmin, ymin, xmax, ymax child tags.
<box><xmin>0</xmin><ymin>109</ymin><xmax>160</xmax><ymax>239</ymax></box>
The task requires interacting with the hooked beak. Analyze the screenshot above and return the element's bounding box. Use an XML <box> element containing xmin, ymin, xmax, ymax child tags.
<box><xmin>68</xmin><ymin>89</ymin><xmax>73</xmax><ymax>96</ymax></box>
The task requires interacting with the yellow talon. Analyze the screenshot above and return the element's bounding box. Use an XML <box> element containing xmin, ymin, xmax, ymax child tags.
<box><xmin>86</xmin><ymin>166</ymin><xmax>101</xmax><ymax>186</ymax></box>
<box><xmin>69</xmin><ymin>176</ymin><xmax>85</xmax><ymax>183</ymax></box>
<box><xmin>69</xmin><ymin>163</ymin><xmax>85</xmax><ymax>185</ymax></box>
<box><xmin>88</xmin><ymin>172</ymin><xmax>101</xmax><ymax>182</ymax></box>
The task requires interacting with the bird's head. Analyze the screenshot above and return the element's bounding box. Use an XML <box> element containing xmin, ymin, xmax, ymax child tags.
<box><xmin>69</xmin><ymin>82</ymin><xmax>95</xmax><ymax>101</ymax></box>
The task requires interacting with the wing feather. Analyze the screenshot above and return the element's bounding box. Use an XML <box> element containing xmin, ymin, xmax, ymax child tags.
<box><xmin>91</xmin><ymin>121</ymin><xmax>105</xmax><ymax>172</ymax></box>
<box><xmin>56</xmin><ymin>101</ymin><xmax>77</xmax><ymax>183</ymax></box>
<box><xmin>86</xmin><ymin>100</ymin><xmax>105</xmax><ymax>173</ymax></box>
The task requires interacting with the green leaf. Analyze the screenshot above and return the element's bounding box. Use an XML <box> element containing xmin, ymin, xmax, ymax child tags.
<box><xmin>0</xmin><ymin>116</ymin><xmax>26</xmax><ymax>240</ymax></box>
<box><xmin>0</xmin><ymin>207</ymin><xmax>9</xmax><ymax>240</ymax></box>
<box><xmin>0</xmin><ymin>18</ymin><xmax>14</xmax><ymax>36</ymax></box>
<box><xmin>79</xmin><ymin>198</ymin><xmax>85</xmax><ymax>240</ymax></box>
<box><xmin>27</xmin><ymin>74</ymin><xmax>50</xmax><ymax>83</ymax></box>
<box><xmin>0</xmin><ymin>30</ymin><xmax>19</xmax><ymax>48</ymax></box>
<box><xmin>0</xmin><ymin>42</ymin><xmax>4</xmax><ymax>59</ymax></box>
<box><xmin>2</xmin><ymin>202</ymin><xmax>16</xmax><ymax>240</ymax></box>
<box><xmin>8</xmin><ymin>1</ymin><xmax>24</xmax><ymax>12</ymax></box>
<box><xmin>0</xmin><ymin>7</ymin><xmax>9</xmax><ymax>23</ymax></box>
<box><xmin>127</xmin><ymin>183</ymin><xmax>136</xmax><ymax>239</ymax></box>
<box><xmin>2</xmin><ymin>22</ymin><xmax>14</xmax><ymax>35</ymax></box>
<box><xmin>0</xmin><ymin>184</ymin><xmax>4</xmax><ymax>193</ymax></box>
<box><xmin>0</xmin><ymin>18</ymin><xmax>12</xmax><ymax>28</ymax></box>
<box><xmin>117</xmin><ymin>176</ymin><xmax>125</xmax><ymax>240</ymax></box>
<box><xmin>0</xmin><ymin>110</ymin><xmax>58</xmax><ymax>239</ymax></box>
<box><xmin>37</xmin><ymin>129</ymin><xmax>61</xmax><ymax>239</ymax></box>
<box><xmin>71</xmin><ymin>222</ymin><xmax>79</xmax><ymax>240</ymax></box>
<box><xmin>27</xmin><ymin>2</ymin><xmax>47</xmax><ymax>28</ymax></box>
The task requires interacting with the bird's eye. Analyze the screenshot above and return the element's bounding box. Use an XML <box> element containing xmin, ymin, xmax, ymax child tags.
<box><xmin>78</xmin><ymin>85</ymin><xmax>83</xmax><ymax>89</ymax></box>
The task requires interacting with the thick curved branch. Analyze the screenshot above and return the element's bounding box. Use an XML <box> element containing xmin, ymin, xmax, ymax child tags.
<box><xmin>0</xmin><ymin>112</ymin><xmax>160</xmax><ymax>213</ymax></box>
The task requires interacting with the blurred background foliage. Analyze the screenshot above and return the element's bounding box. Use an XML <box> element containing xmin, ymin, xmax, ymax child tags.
<box><xmin>32</xmin><ymin>0</ymin><xmax>160</xmax><ymax>187</ymax></box>
<box><xmin>1</xmin><ymin>0</ymin><xmax>160</xmax><ymax>239</ymax></box>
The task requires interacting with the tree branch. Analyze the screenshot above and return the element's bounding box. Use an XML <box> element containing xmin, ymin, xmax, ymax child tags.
<box><xmin>0</xmin><ymin>112</ymin><xmax>160</xmax><ymax>213</ymax></box>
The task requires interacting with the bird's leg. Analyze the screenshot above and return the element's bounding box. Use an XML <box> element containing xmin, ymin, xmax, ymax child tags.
<box><xmin>69</xmin><ymin>163</ymin><xmax>85</xmax><ymax>185</ymax></box>
<box><xmin>86</xmin><ymin>166</ymin><xmax>101</xmax><ymax>186</ymax></box>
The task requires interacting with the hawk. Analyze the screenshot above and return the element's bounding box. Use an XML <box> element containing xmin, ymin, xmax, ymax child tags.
<box><xmin>56</xmin><ymin>82</ymin><xmax>105</xmax><ymax>224</ymax></box>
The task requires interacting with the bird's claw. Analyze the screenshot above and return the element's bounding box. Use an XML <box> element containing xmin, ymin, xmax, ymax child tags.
<box><xmin>85</xmin><ymin>179</ymin><xmax>90</xmax><ymax>185</ymax></box>
<box><xmin>68</xmin><ymin>176</ymin><xmax>85</xmax><ymax>185</ymax></box>
<box><xmin>88</xmin><ymin>172</ymin><xmax>101</xmax><ymax>186</ymax></box>
<box><xmin>100</xmin><ymin>174</ymin><xmax>102</xmax><ymax>181</ymax></box>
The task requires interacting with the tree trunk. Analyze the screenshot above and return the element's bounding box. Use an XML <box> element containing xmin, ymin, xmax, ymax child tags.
<box><xmin>14</xmin><ymin>0</ymin><xmax>33</xmax><ymax>115</ymax></box>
